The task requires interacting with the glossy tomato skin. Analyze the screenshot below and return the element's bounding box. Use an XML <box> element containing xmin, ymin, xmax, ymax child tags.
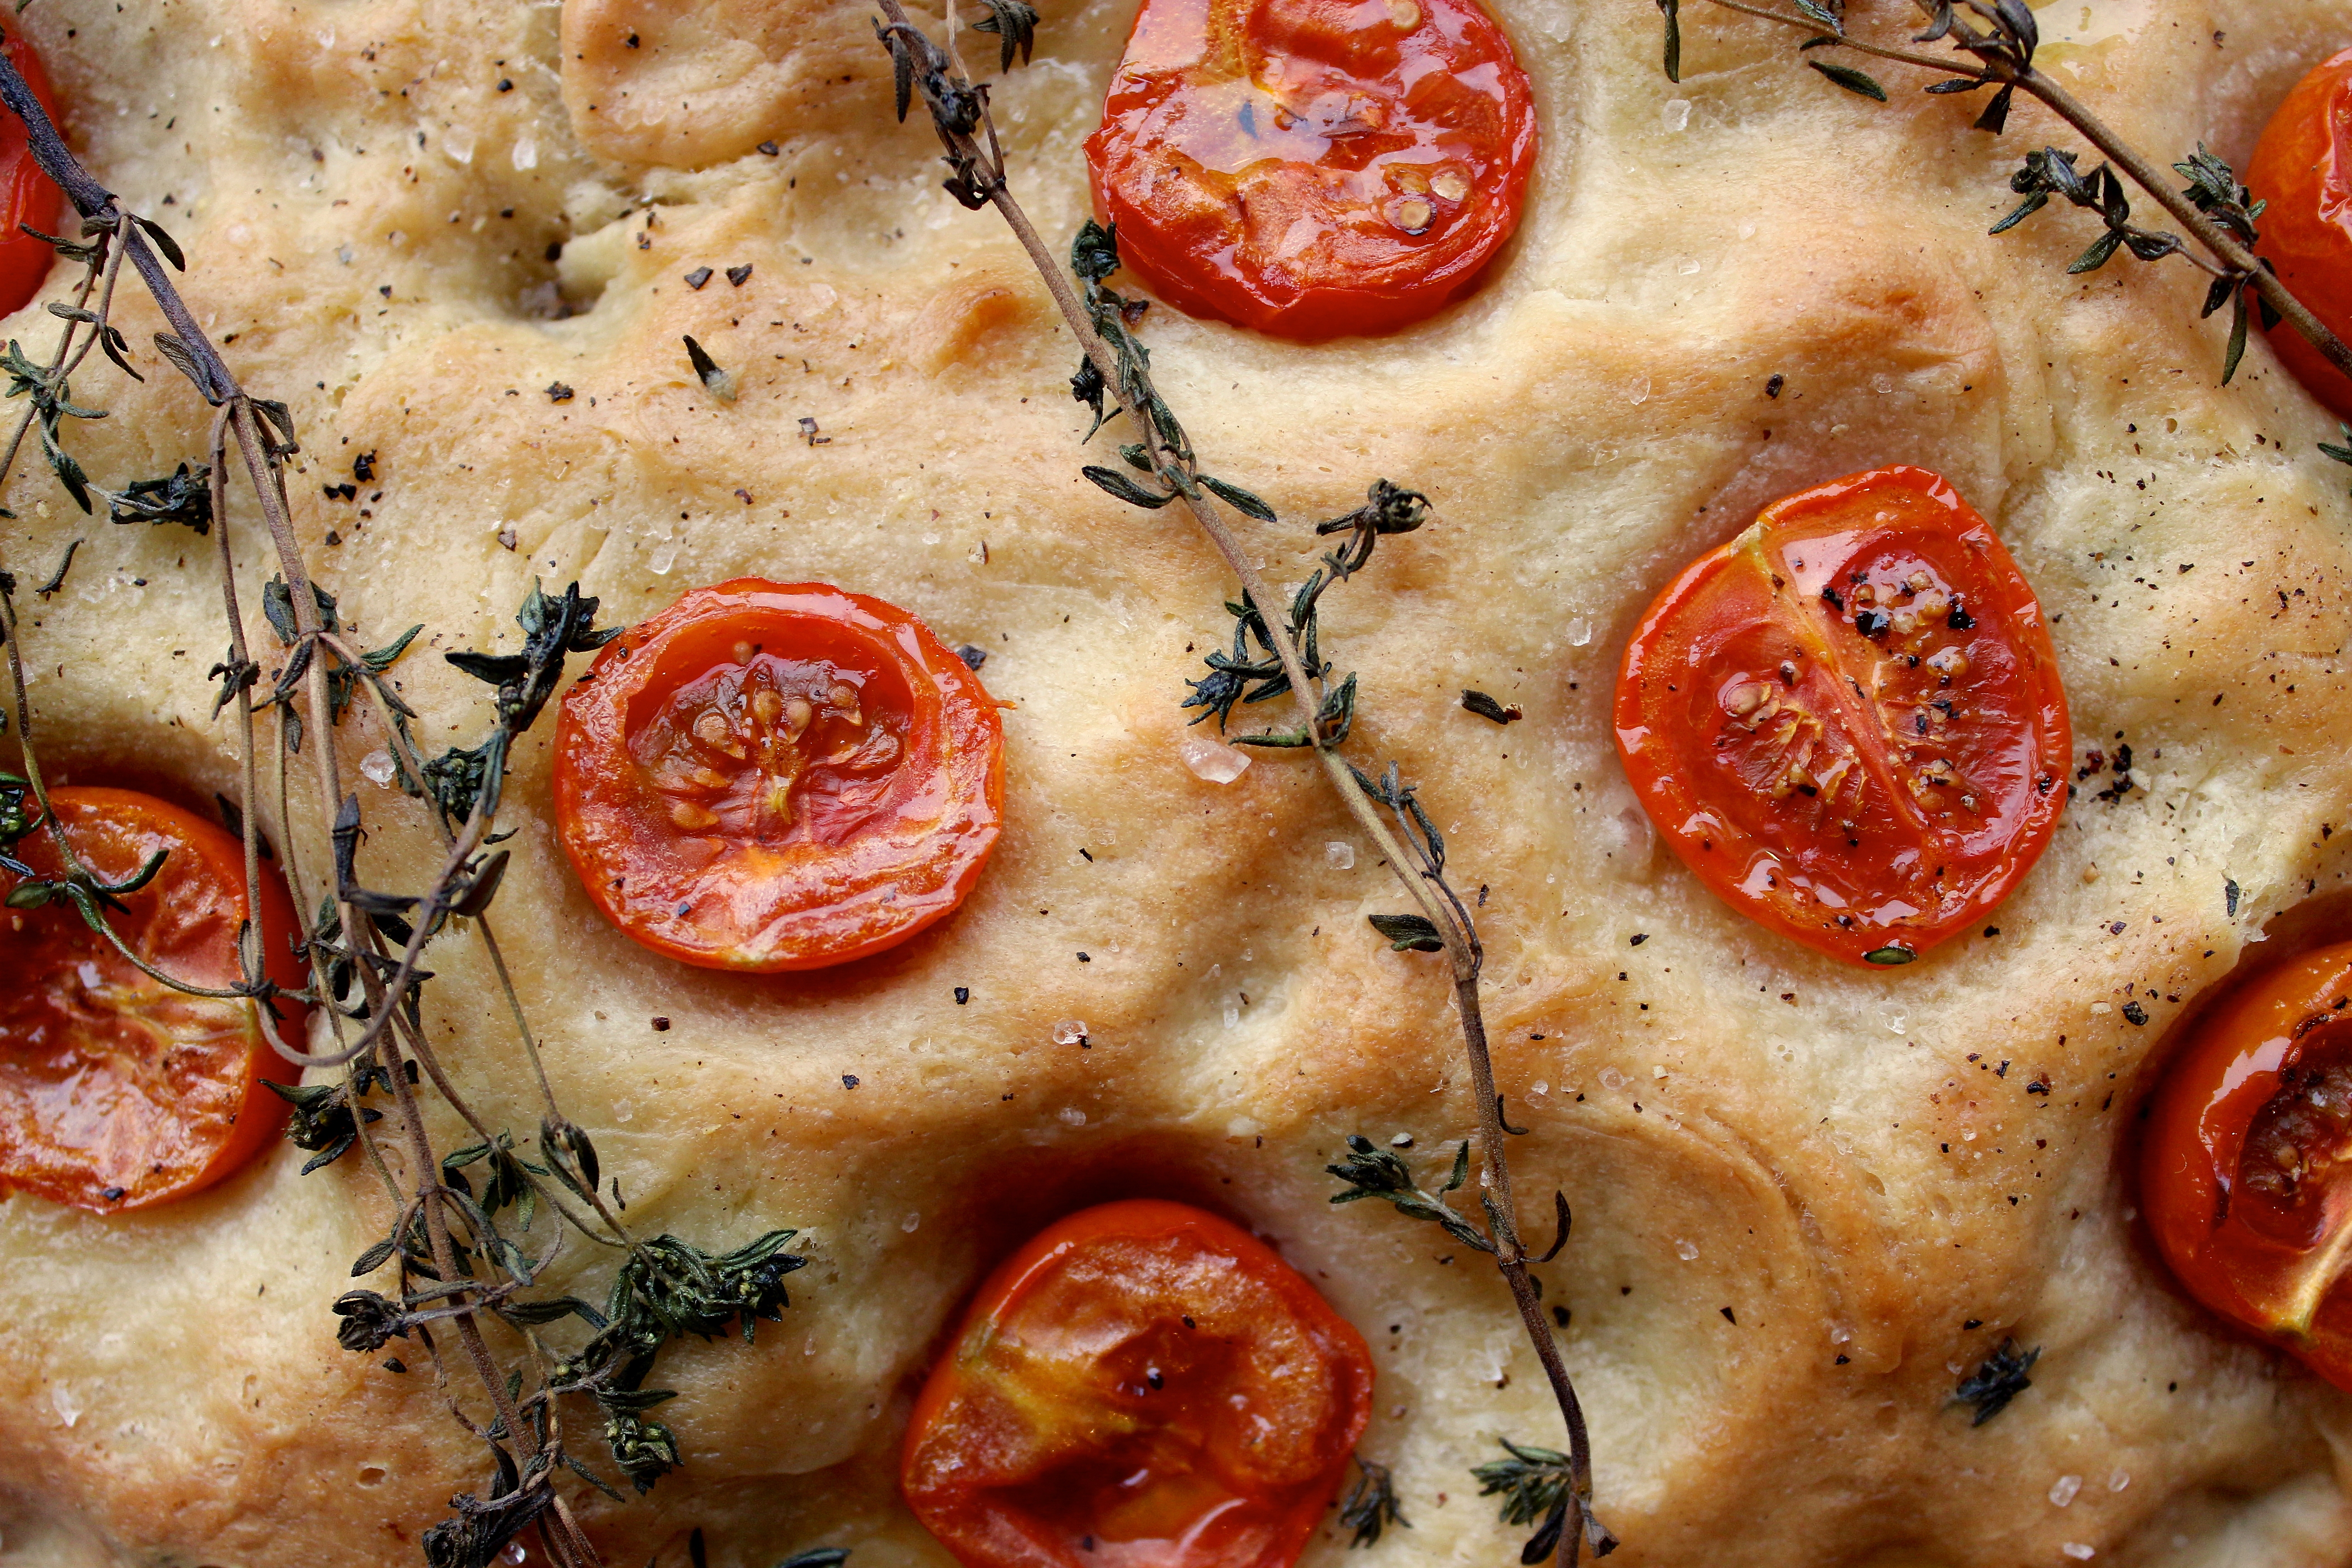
<box><xmin>1085</xmin><ymin>0</ymin><xmax>1536</xmax><ymax>340</ymax></box>
<box><xmin>2248</xmin><ymin>48</ymin><xmax>2352</xmax><ymax>420</ymax></box>
<box><xmin>553</xmin><ymin>579</ymin><xmax>1004</xmax><ymax>972</ymax></box>
<box><xmin>2142</xmin><ymin>943</ymin><xmax>2352</xmax><ymax>1389</ymax></box>
<box><xmin>1614</xmin><ymin>467</ymin><xmax>2069</xmax><ymax>966</ymax></box>
<box><xmin>0</xmin><ymin>787</ymin><xmax>306</xmax><ymax>1211</ymax></box>
<box><xmin>0</xmin><ymin>32</ymin><xmax>61</xmax><ymax>321</ymax></box>
<box><xmin>903</xmin><ymin>1200</ymin><xmax>1374</xmax><ymax>1568</ymax></box>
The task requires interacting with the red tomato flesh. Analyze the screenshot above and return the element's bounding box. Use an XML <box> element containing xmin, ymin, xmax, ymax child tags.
<box><xmin>2248</xmin><ymin>47</ymin><xmax>2352</xmax><ymax>420</ymax></box>
<box><xmin>2141</xmin><ymin>942</ymin><xmax>2352</xmax><ymax>1388</ymax></box>
<box><xmin>903</xmin><ymin>1200</ymin><xmax>1374</xmax><ymax>1568</ymax></box>
<box><xmin>1614</xmin><ymin>467</ymin><xmax>2070</xmax><ymax>966</ymax></box>
<box><xmin>0</xmin><ymin>787</ymin><xmax>305</xmax><ymax>1210</ymax></box>
<box><xmin>0</xmin><ymin>31</ymin><xmax>62</xmax><ymax>320</ymax></box>
<box><xmin>1085</xmin><ymin>0</ymin><xmax>1536</xmax><ymax>339</ymax></box>
<box><xmin>553</xmin><ymin>579</ymin><xmax>1004</xmax><ymax>972</ymax></box>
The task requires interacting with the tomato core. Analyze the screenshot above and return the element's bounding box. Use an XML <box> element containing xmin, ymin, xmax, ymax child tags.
<box><xmin>903</xmin><ymin>1200</ymin><xmax>1374</xmax><ymax>1568</ymax></box>
<box><xmin>2237</xmin><ymin>1023</ymin><xmax>2352</xmax><ymax>1247</ymax></box>
<box><xmin>0</xmin><ymin>31</ymin><xmax>62</xmax><ymax>320</ymax></box>
<box><xmin>2142</xmin><ymin>943</ymin><xmax>2352</xmax><ymax>1384</ymax></box>
<box><xmin>2248</xmin><ymin>47</ymin><xmax>2352</xmax><ymax>419</ymax></box>
<box><xmin>0</xmin><ymin>787</ymin><xmax>304</xmax><ymax>1210</ymax></box>
<box><xmin>1614</xmin><ymin>467</ymin><xmax>2070</xmax><ymax>966</ymax></box>
<box><xmin>1084</xmin><ymin>0</ymin><xmax>1536</xmax><ymax>338</ymax></box>
<box><xmin>553</xmin><ymin>580</ymin><xmax>1004</xmax><ymax>972</ymax></box>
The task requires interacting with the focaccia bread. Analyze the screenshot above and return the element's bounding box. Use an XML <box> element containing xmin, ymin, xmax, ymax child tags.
<box><xmin>6</xmin><ymin>0</ymin><xmax>2352</xmax><ymax>1564</ymax></box>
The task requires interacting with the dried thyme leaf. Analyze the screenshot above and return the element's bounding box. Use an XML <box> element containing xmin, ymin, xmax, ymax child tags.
<box><xmin>967</xmin><ymin>0</ymin><xmax>1038</xmax><ymax>71</ymax></box>
<box><xmin>1461</xmin><ymin>689</ymin><xmax>1521</xmax><ymax>725</ymax></box>
<box><xmin>1340</xmin><ymin>1456</ymin><xmax>1408</xmax><ymax>1548</ymax></box>
<box><xmin>1954</xmin><ymin>1337</ymin><xmax>2039</xmax><ymax>1425</ymax></box>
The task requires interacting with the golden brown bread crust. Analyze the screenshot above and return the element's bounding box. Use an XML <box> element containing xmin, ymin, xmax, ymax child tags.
<box><xmin>9</xmin><ymin>0</ymin><xmax>2352</xmax><ymax>1563</ymax></box>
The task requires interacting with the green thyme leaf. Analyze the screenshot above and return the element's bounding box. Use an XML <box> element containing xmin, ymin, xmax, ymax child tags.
<box><xmin>774</xmin><ymin>1552</ymin><xmax>853</xmax><ymax>1568</ymax></box>
<box><xmin>1971</xmin><ymin>81</ymin><xmax>2014</xmax><ymax>133</ymax></box>
<box><xmin>2222</xmin><ymin>284</ymin><xmax>2250</xmax><ymax>384</ymax></box>
<box><xmin>133</xmin><ymin>213</ymin><xmax>185</xmax><ymax>271</ymax></box>
<box><xmin>1082</xmin><ymin>464</ymin><xmax>1177</xmax><ymax>509</ymax></box>
<box><xmin>1808</xmin><ymin>60</ymin><xmax>1887</xmax><ymax>102</ymax></box>
<box><xmin>1200</xmin><ymin>474</ymin><xmax>1275</xmax><ymax>522</ymax></box>
<box><xmin>2319</xmin><ymin>427</ymin><xmax>2352</xmax><ymax>497</ymax></box>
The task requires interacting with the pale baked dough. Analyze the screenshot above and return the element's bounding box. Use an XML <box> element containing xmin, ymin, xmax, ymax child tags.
<box><xmin>7</xmin><ymin>0</ymin><xmax>2352</xmax><ymax>1564</ymax></box>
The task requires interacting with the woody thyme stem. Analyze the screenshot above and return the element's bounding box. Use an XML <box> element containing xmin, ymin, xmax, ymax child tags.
<box><xmin>0</xmin><ymin>41</ymin><xmax>610</xmax><ymax>1566</ymax></box>
<box><xmin>869</xmin><ymin>0</ymin><xmax>1608</xmax><ymax>1552</ymax></box>
<box><xmin>1708</xmin><ymin>0</ymin><xmax>2352</xmax><ymax>384</ymax></box>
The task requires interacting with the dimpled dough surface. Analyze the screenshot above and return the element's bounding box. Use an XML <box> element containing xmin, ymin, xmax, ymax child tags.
<box><xmin>4</xmin><ymin>0</ymin><xmax>2352</xmax><ymax>1563</ymax></box>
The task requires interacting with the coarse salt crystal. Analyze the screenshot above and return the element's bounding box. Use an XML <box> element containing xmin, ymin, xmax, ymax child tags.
<box><xmin>1179</xmin><ymin>734</ymin><xmax>1251</xmax><ymax>784</ymax></box>
<box><xmin>2050</xmin><ymin>1474</ymin><xmax>2082</xmax><ymax>1507</ymax></box>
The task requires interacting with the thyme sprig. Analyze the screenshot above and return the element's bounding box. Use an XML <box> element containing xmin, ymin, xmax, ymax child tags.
<box><xmin>1661</xmin><ymin>0</ymin><xmax>2352</xmax><ymax>404</ymax></box>
<box><xmin>870</xmin><ymin>6</ymin><xmax>1610</xmax><ymax>1559</ymax></box>
<box><xmin>0</xmin><ymin>39</ymin><xmax>809</xmax><ymax>1568</ymax></box>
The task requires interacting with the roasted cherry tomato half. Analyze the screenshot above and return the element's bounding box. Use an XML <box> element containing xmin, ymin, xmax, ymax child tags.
<box><xmin>2141</xmin><ymin>942</ymin><xmax>2352</xmax><ymax>1389</ymax></box>
<box><xmin>553</xmin><ymin>579</ymin><xmax>1004</xmax><ymax>972</ymax></box>
<box><xmin>2248</xmin><ymin>48</ymin><xmax>2352</xmax><ymax>419</ymax></box>
<box><xmin>0</xmin><ymin>31</ymin><xmax>62</xmax><ymax>320</ymax></box>
<box><xmin>1084</xmin><ymin>0</ymin><xmax>1536</xmax><ymax>340</ymax></box>
<box><xmin>903</xmin><ymin>1199</ymin><xmax>1374</xmax><ymax>1568</ymax></box>
<box><xmin>1614</xmin><ymin>467</ymin><xmax>2070</xmax><ymax>966</ymax></box>
<box><xmin>0</xmin><ymin>787</ymin><xmax>306</xmax><ymax>1211</ymax></box>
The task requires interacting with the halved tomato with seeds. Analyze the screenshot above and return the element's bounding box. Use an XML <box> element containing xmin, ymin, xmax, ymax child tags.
<box><xmin>2142</xmin><ymin>942</ymin><xmax>2352</xmax><ymax>1389</ymax></box>
<box><xmin>552</xmin><ymin>579</ymin><xmax>1004</xmax><ymax>971</ymax></box>
<box><xmin>1084</xmin><ymin>0</ymin><xmax>1536</xmax><ymax>339</ymax></box>
<box><xmin>903</xmin><ymin>1200</ymin><xmax>1374</xmax><ymax>1568</ymax></box>
<box><xmin>1613</xmin><ymin>467</ymin><xmax>2070</xmax><ymax>966</ymax></box>
<box><xmin>0</xmin><ymin>787</ymin><xmax>305</xmax><ymax>1210</ymax></box>
<box><xmin>2247</xmin><ymin>47</ymin><xmax>2352</xmax><ymax>419</ymax></box>
<box><xmin>0</xmin><ymin>30</ymin><xmax>64</xmax><ymax>320</ymax></box>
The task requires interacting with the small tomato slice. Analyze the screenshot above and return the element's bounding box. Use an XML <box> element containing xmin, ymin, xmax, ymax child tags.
<box><xmin>903</xmin><ymin>1200</ymin><xmax>1374</xmax><ymax>1568</ymax></box>
<box><xmin>0</xmin><ymin>31</ymin><xmax>62</xmax><ymax>319</ymax></box>
<box><xmin>2141</xmin><ymin>941</ymin><xmax>2352</xmax><ymax>1388</ymax></box>
<box><xmin>0</xmin><ymin>787</ymin><xmax>306</xmax><ymax>1210</ymax></box>
<box><xmin>552</xmin><ymin>579</ymin><xmax>1004</xmax><ymax>971</ymax></box>
<box><xmin>1084</xmin><ymin>0</ymin><xmax>1536</xmax><ymax>339</ymax></box>
<box><xmin>2248</xmin><ymin>47</ymin><xmax>2352</xmax><ymax>420</ymax></box>
<box><xmin>1613</xmin><ymin>467</ymin><xmax>2070</xmax><ymax>966</ymax></box>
